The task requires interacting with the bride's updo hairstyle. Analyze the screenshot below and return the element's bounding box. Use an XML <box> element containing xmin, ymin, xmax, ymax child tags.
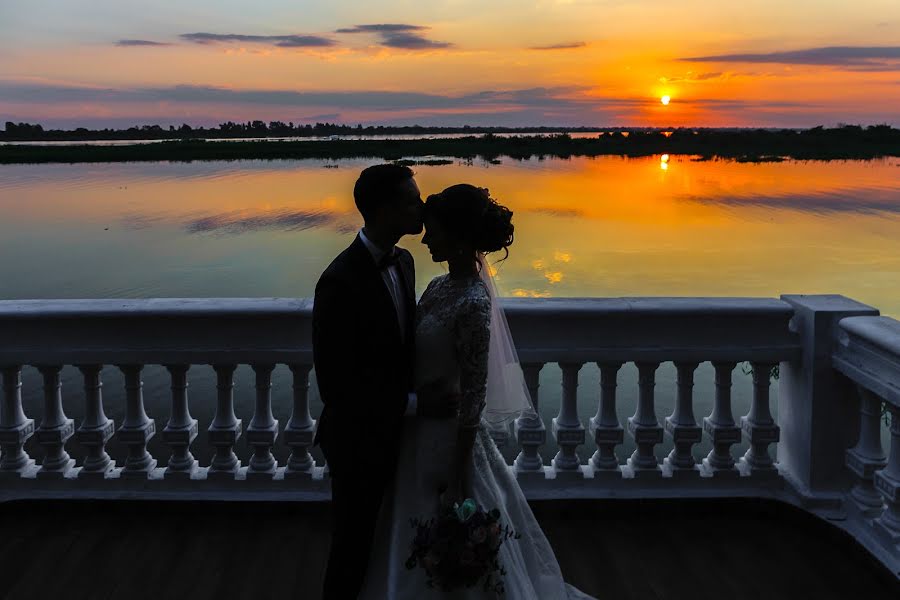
<box><xmin>424</xmin><ymin>184</ymin><xmax>515</xmax><ymax>259</ymax></box>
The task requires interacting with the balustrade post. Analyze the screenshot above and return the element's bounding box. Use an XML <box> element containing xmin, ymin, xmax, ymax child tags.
<box><xmin>35</xmin><ymin>366</ymin><xmax>75</xmax><ymax>479</ymax></box>
<box><xmin>845</xmin><ymin>387</ymin><xmax>887</xmax><ymax>515</ymax></box>
<box><xmin>75</xmin><ymin>365</ymin><xmax>115</xmax><ymax>478</ymax></box>
<box><xmin>664</xmin><ymin>362</ymin><xmax>702</xmax><ymax>478</ymax></box>
<box><xmin>0</xmin><ymin>366</ymin><xmax>35</xmax><ymax>477</ymax></box>
<box><xmin>589</xmin><ymin>362</ymin><xmax>623</xmax><ymax>478</ymax></box>
<box><xmin>514</xmin><ymin>363</ymin><xmax>547</xmax><ymax>477</ymax></box>
<box><xmin>162</xmin><ymin>364</ymin><xmax>198</xmax><ymax>479</ymax></box>
<box><xmin>284</xmin><ymin>364</ymin><xmax>316</xmax><ymax>479</ymax></box>
<box><xmin>740</xmin><ymin>362</ymin><xmax>780</xmax><ymax>475</ymax></box>
<box><xmin>116</xmin><ymin>365</ymin><xmax>156</xmax><ymax>478</ymax></box>
<box><xmin>873</xmin><ymin>404</ymin><xmax>900</xmax><ymax>545</ymax></box>
<box><xmin>246</xmin><ymin>364</ymin><xmax>278</xmax><ymax>479</ymax></box>
<box><xmin>208</xmin><ymin>365</ymin><xmax>242</xmax><ymax>480</ymax></box>
<box><xmin>701</xmin><ymin>362</ymin><xmax>742</xmax><ymax>478</ymax></box>
<box><xmin>551</xmin><ymin>362</ymin><xmax>585</xmax><ymax>475</ymax></box>
<box><xmin>627</xmin><ymin>362</ymin><xmax>663</xmax><ymax>478</ymax></box>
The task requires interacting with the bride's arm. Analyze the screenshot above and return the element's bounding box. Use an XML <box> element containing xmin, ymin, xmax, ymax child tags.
<box><xmin>445</xmin><ymin>294</ymin><xmax>492</xmax><ymax>502</ymax></box>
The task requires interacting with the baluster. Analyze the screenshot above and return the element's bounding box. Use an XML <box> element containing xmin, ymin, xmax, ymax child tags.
<box><xmin>589</xmin><ymin>362</ymin><xmax>623</xmax><ymax>478</ymax></box>
<box><xmin>873</xmin><ymin>404</ymin><xmax>900</xmax><ymax>544</ymax></box>
<box><xmin>35</xmin><ymin>365</ymin><xmax>75</xmax><ymax>479</ymax></box>
<box><xmin>740</xmin><ymin>362</ymin><xmax>780</xmax><ymax>476</ymax></box>
<box><xmin>162</xmin><ymin>364</ymin><xmax>198</xmax><ymax>479</ymax></box>
<box><xmin>117</xmin><ymin>365</ymin><xmax>156</xmax><ymax>479</ymax></box>
<box><xmin>514</xmin><ymin>363</ymin><xmax>547</xmax><ymax>477</ymax></box>
<box><xmin>702</xmin><ymin>362</ymin><xmax>742</xmax><ymax>478</ymax></box>
<box><xmin>846</xmin><ymin>387</ymin><xmax>887</xmax><ymax>515</ymax></box>
<box><xmin>0</xmin><ymin>366</ymin><xmax>35</xmax><ymax>477</ymax></box>
<box><xmin>246</xmin><ymin>364</ymin><xmax>278</xmax><ymax>479</ymax></box>
<box><xmin>627</xmin><ymin>362</ymin><xmax>663</xmax><ymax>478</ymax></box>
<box><xmin>75</xmin><ymin>365</ymin><xmax>115</xmax><ymax>478</ymax></box>
<box><xmin>284</xmin><ymin>364</ymin><xmax>316</xmax><ymax>479</ymax></box>
<box><xmin>551</xmin><ymin>362</ymin><xmax>585</xmax><ymax>475</ymax></box>
<box><xmin>663</xmin><ymin>362</ymin><xmax>702</xmax><ymax>478</ymax></box>
<box><xmin>208</xmin><ymin>364</ymin><xmax>242</xmax><ymax>480</ymax></box>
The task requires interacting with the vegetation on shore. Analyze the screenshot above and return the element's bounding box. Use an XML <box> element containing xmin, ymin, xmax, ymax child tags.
<box><xmin>1</xmin><ymin>125</ymin><xmax>897</xmax><ymax>164</ymax></box>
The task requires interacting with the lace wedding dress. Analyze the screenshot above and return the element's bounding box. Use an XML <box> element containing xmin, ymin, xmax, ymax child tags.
<box><xmin>361</xmin><ymin>274</ymin><xmax>595</xmax><ymax>599</ymax></box>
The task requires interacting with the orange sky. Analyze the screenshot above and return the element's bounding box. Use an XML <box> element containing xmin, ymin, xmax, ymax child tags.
<box><xmin>1</xmin><ymin>0</ymin><xmax>898</xmax><ymax>127</ymax></box>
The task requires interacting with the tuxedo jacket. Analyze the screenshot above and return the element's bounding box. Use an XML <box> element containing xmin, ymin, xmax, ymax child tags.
<box><xmin>312</xmin><ymin>235</ymin><xmax>416</xmax><ymax>474</ymax></box>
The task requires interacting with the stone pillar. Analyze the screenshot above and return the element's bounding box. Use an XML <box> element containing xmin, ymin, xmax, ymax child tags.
<box><xmin>76</xmin><ymin>365</ymin><xmax>115</xmax><ymax>478</ymax></box>
<box><xmin>589</xmin><ymin>362</ymin><xmax>623</xmax><ymax>478</ymax></box>
<box><xmin>207</xmin><ymin>364</ymin><xmax>242</xmax><ymax>480</ymax></box>
<box><xmin>514</xmin><ymin>362</ymin><xmax>546</xmax><ymax>477</ymax></box>
<box><xmin>246</xmin><ymin>364</ymin><xmax>278</xmax><ymax>479</ymax></box>
<box><xmin>35</xmin><ymin>366</ymin><xmax>75</xmax><ymax>479</ymax></box>
<box><xmin>873</xmin><ymin>404</ymin><xmax>900</xmax><ymax>545</ymax></box>
<box><xmin>284</xmin><ymin>364</ymin><xmax>316</xmax><ymax>479</ymax></box>
<box><xmin>702</xmin><ymin>362</ymin><xmax>741</xmax><ymax>478</ymax></box>
<box><xmin>779</xmin><ymin>295</ymin><xmax>878</xmax><ymax>494</ymax></box>
<box><xmin>117</xmin><ymin>365</ymin><xmax>157</xmax><ymax>479</ymax></box>
<box><xmin>663</xmin><ymin>362</ymin><xmax>702</xmax><ymax>478</ymax></box>
<box><xmin>551</xmin><ymin>362</ymin><xmax>585</xmax><ymax>475</ymax></box>
<box><xmin>740</xmin><ymin>362</ymin><xmax>780</xmax><ymax>475</ymax></box>
<box><xmin>162</xmin><ymin>364</ymin><xmax>198</xmax><ymax>479</ymax></box>
<box><xmin>627</xmin><ymin>362</ymin><xmax>663</xmax><ymax>478</ymax></box>
<box><xmin>0</xmin><ymin>366</ymin><xmax>35</xmax><ymax>477</ymax></box>
<box><xmin>845</xmin><ymin>387</ymin><xmax>887</xmax><ymax>516</ymax></box>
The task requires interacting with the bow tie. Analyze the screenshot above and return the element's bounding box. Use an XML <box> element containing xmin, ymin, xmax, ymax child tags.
<box><xmin>378</xmin><ymin>251</ymin><xmax>401</xmax><ymax>270</ymax></box>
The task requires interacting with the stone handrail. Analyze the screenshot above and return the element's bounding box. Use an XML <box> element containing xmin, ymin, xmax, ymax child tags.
<box><xmin>0</xmin><ymin>295</ymin><xmax>898</xmax><ymax>575</ymax></box>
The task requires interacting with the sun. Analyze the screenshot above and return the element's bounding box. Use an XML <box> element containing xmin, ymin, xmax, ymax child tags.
<box><xmin>661</xmin><ymin>95</ymin><xmax>671</xmax><ymax>106</ymax></box>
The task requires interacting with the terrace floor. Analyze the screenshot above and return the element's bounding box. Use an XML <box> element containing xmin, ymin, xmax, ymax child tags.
<box><xmin>0</xmin><ymin>497</ymin><xmax>896</xmax><ymax>600</ymax></box>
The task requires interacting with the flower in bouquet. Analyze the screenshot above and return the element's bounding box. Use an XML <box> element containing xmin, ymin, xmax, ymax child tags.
<box><xmin>406</xmin><ymin>499</ymin><xmax>520</xmax><ymax>594</ymax></box>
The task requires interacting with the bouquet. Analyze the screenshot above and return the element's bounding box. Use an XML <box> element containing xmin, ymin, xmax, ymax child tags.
<box><xmin>406</xmin><ymin>498</ymin><xmax>520</xmax><ymax>594</ymax></box>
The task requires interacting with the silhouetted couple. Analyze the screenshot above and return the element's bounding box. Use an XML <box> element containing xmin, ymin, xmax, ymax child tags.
<box><xmin>313</xmin><ymin>164</ymin><xmax>594</xmax><ymax>599</ymax></box>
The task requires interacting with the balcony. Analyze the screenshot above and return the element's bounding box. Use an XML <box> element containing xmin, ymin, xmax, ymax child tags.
<box><xmin>1</xmin><ymin>294</ymin><xmax>899</xmax><ymax>596</ymax></box>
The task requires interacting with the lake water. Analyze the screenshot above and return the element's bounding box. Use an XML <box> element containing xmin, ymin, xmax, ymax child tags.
<box><xmin>1</xmin><ymin>155</ymin><xmax>897</xmax><ymax>466</ymax></box>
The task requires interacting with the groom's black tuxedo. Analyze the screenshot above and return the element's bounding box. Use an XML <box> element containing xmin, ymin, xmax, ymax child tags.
<box><xmin>313</xmin><ymin>234</ymin><xmax>416</xmax><ymax>599</ymax></box>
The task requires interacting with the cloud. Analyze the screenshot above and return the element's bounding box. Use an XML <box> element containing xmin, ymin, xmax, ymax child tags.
<box><xmin>680</xmin><ymin>46</ymin><xmax>900</xmax><ymax>70</ymax></box>
<box><xmin>336</xmin><ymin>23</ymin><xmax>451</xmax><ymax>50</ymax></box>
<box><xmin>115</xmin><ymin>39</ymin><xmax>172</xmax><ymax>47</ymax></box>
<box><xmin>180</xmin><ymin>32</ymin><xmax>335</xmax><ymax>48</ymax></box>
<box><xmin>528</xmin><ymin>42</ymin><xmax>587</xmax><ymax>51</ymax></box>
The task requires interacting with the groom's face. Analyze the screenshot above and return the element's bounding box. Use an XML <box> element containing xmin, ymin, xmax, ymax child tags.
<box><xmin>387</xmin><ymin>177</ymin><xmax>424</xmax><ymax>236</ymax></box>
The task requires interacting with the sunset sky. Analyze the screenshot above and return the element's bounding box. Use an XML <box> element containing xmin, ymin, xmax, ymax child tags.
<box><xmin>1</xmin><ymin>0</ymin><xmax>898</xmax><ymax>128</ymax></box>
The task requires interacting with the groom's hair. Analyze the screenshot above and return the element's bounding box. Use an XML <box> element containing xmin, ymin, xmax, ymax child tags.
<box><xmin>353</xmin><ymin>164</ymin><xmax>415</xmax><ymax>222</ymax></box>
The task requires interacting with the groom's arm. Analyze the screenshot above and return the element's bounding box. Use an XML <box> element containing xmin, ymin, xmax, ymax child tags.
<box><xmin>312</xmin><ymin>274</ymin><xmax>364</xmax><ymax>409</ymax></box>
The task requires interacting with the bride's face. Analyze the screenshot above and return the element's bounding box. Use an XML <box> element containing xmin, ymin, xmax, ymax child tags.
<box><xmin>421</xmin><ymin>216</ymin><xmax>456</xmax><ymax>262</ymax></box>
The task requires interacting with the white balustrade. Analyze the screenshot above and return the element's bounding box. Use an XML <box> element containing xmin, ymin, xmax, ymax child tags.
<box><xmin>246</xmin><ymin>364</ymin><xmax>278</xmax><ymax>479</ymax></box>
<box><xmin>75</xmin><ymin>365</ymin><xmax>115</xmax><ymax>478</ymax></box>
<box><xmin>589</xmin><ymin>362</ymin><xmax>623</xmax><ymax>477</ymax></box>
<box><xmin>701</xmin><ymin>362</ymin><xmax>741</xmax><ymax>478</ymax></box>
<box><xmin>0</xmin><ymin>296</ymin><xmax>898</xmax><ymax>577</ymax></box>
<box><xmin>627</xmin><ymin>362</ymin><xmax>663</xmax><ymax>478</ymax></box>
<box><xmin>162</xmin><ymin>364</ymin><xmax>198</xmax><ymax>479</ymax></box>
<box><xmin>117</xmin><ymin>365</ymin><xmax>156</xmax><ymax>478</ymax></box>
<box><xmin>208</xmin><ymin>364</ymin><xmax>242</xmax><ymax>480</ymax></box>
<box><xmin>514</xmin><ymin>362</ymin><xmax>546</xmax><ymax>476</ymax></box>
<box><xmin>740</xmin><ymin>362</ymin><xmax>780</xmax><ymax>475</ymax></box>
<box><xmin>845</xmin><ymin>387</ymin><xmax>887</xmax><ymax>515</ymax></box>
<box><xmin>284</xmin><ymin>364</ymin><xmax>316</xmax><ymax>479</ymax></box>
<box><xmin>35</xmin><ymin>365</ymin><xmax>75</xmax><ymax>478</ymax></box>
<box><xmin>0</xmin><ymin>366</ymin><xmax>35</xmax><ymax>475</ymax></box>
<box><xmin>551</xmin><ymin>362</ymin><xmax>585</xmax><ymax>474</ymax></box>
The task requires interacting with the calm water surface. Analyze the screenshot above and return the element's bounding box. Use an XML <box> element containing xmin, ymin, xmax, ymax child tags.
<box><xmin>1</xmin><ymin>155</ymin><xmax>897</xmax><ymax>464</ymax></box>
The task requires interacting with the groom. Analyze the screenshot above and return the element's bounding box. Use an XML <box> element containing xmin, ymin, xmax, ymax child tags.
<box><xmin>313</xmin><ymin>164</ymin><xmax>459</xmax><ymax>599</ymax></box>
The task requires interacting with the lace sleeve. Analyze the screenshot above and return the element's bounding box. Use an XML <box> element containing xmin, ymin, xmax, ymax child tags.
<box><xmin>454</xmin><ymin>290</ymin><xmax>492</xmax><ymax>428</ymax></box>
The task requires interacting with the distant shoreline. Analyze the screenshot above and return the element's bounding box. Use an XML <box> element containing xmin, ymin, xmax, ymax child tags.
<box><xmin>1</xmin><ymin>127</ymin><xmax>898</xmax><ymax>164</ymax></box>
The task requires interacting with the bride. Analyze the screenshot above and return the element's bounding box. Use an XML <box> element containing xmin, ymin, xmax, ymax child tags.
<box><xmin>362</xmin><ymin>184</ymin><xmax>594</xmax><ymax>599</ymax></box>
